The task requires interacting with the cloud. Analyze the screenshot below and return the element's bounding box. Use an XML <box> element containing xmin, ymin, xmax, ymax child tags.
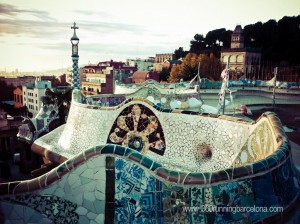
<box><xmin>0</xmin><ymin>3</ymin><xmax>56</xmax><ymax>21</ymax></box>
<box><xmin>0</xmin><ymin>3</ymin><xmax>60</xmax><ymax>37</ymax></box>
<box><xmin>0</xmin><ymin>3</ymin><xmax>145</xmax><ymax>38</ymax></box>
<box><xmin>74</xmin><ymin>9</ymin><xmax>113</xmax><ymax>18</ymax></box>
<box><xmin>0</xmin><ymin>3</ymin><xmax>16</xmax><ymax>15</ymax></box>
<box><xmin>79</xmin><ymin>42</ymin><xmax>174</xmax><ymax>58</ymax></box>
<box><xmin>0</xmin><ymin>18</ymin><xmax>66</xmax><ymax>37</ymax></box>
<box><xmin>77</xmin><ymin>20</ymin><xmax>145</xmax><ymax>35</ymax></box>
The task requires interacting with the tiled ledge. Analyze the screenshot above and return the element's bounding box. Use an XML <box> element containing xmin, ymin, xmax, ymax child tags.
<box><xmin>1</xmin><ymin>139</ymin><xmax>295</xmax><ymax>196</ymax></box>
<box><xmin>73</xmin><ymin>89</ymin><xmax>255</xmax><ymax>124</ymax></box>
<box><xmin>32</xmin><ymin>142</ymin><xmax>68</xmax><ymax>164</ymax></box>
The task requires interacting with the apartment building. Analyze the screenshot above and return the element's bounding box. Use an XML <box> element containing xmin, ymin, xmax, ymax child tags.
<box><xmin>22</xmin><ymin>79</ymin><xmax>52</xmax><ymax>117</ymax></box>
<box><xmin>81</xmin><ymin>60</ymin><xmax>137</xmax><ymax>94</ymax></box>
<box><xmin>127</xmin><ymin>58</ymin><xmax>153</xmax><ymax>71</ymax></box>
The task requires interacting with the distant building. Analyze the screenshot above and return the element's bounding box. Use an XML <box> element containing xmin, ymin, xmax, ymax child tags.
<box><xmin>82</xmin><ymin>74</ymin><xmax>102</xmax><ymax>95</ymax></box>
<box><xmin>132</xmin><ymin>71</ymin><xmax>159</xmax><ymax>83</ymax></box>
<box><xmin>81</xmin><ymin>60</ymin><xmax>137</xmax><ymax>94</ymax></box>
<box><xmin>39</xmin><ymin>74</ymin><xmax>68</xmax><ymax>87</ymax></box>
<box><xmin>0</xmin><ymin>76</ymin><xmax>36</xmax><ymax>88</ymax></box>
<box><xmin>40</xmin><ymin>75</ymin><xmax>56</xmax><ymax>84</ymax></box>
<box><xmin>13</xmin><ymin>87</ymin><xmax>23</xmax><ymax>108</ymax></box>
<box><xmin>100</xmin><ymin>71</ymin><xmax>115</xmax><ymax>94</ymax></box>
<box><xmin>220</xmin><ymin>25</ymin><xmax>261</xmax><ymax>78</ymax></box>
<box><xmin>22</xmin><ymin>78</ymin><xmax>52</xmax><ymax>117</ymax></box>
<box><xmin>127</xmin><ymin>58</ymin><xmax>153</xmax><ymax>71</ymax></box>
<box><xmin>153</xmin><ymin>53</ymin><xmax>174</xmax><ymax>72</ymax></box>
<box><xmin>81</xmin><ymin>70</ymin><xmax>115</xmax><ymax>95</ymax></box>
<box><xmin>155</xmin><ymin>53</ymin><xmax>174</xmax><ymax>63</ymax></box>
<box><xmin>83</xmin><ymin>60</ymin><xmax>137</xmax><ymax>79</ymax></box>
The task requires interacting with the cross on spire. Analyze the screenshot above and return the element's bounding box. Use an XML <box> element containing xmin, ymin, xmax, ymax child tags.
<box><xmin>71</xmin><ymin>22</ymin><xmax>78</xmax><ymax>33</ymax></box>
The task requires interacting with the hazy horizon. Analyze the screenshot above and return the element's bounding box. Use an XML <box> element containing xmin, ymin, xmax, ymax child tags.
<box><xmin>0</xmin><ymin>0</ymin><xmax>299</xmax><ymax>73</ymax></box>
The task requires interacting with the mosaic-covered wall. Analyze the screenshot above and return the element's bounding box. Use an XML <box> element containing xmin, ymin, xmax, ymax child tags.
<box><xmin>35</xmin><ymin>96</ymin><xmax>255</xmax><ymax>172</ymax></box>
<box><xmin>232</xmin><ymin>118</ymin><xmax>276</xmax><ymax>166</ymax></box>
<box><xmin>33</xmin><ymin>90</ymin><xmax>285</xmax><ymax>174</ymax></box>
<box><xmin>114</xmin><ymin>79</ymin><xmax>193</xmax><ymax>94</ymax></box>
<box><xmin>17</xmin><ymin>104</ymin><xmax>59</xmax><ymax>143</ymax></box>
<box><xmin>86</xmin><ymin>84</ymin><xmax>204</xmax><ymax>112</ymax></box>
<box><xmin>0</xmin><ymin>154</ymin><xmax>108</xmax><ymax>223</ymax></box>
<box><xmin>114</xmin><ymin>156</ymin><xmax>299</xmax><ymax>223</ymax></box>
<box><xmin>1</xmin><ymin>143</ymin><xmax>299</xmax><ymax>223</ymax></box>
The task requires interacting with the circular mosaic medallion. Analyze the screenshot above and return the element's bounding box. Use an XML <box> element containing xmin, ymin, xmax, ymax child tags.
<box><xmin>107</xmin><ymin>104</ymin><xmax>166</xmax><ymax>155</ymax></box>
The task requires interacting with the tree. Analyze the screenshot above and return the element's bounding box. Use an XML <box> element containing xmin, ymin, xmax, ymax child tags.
<box><xmin>205</xmin><ymin>28</ymin><xmax>232</xmax><ymax>57</ymax></box>
<box><xmin>174</xmin><ymin>47</ymin><xmax>188</xmax><ymax>60</ymax></box>
<box><xmin>189</xmin><ymin>30</ymin><xmax>232</xmax><ymax>58</ymax></box>
<box><xmin>205</xmin><ymin>28</ymin><xmax>228</xmax><ymax>47</ymax></box>
<box><xmin>159</xmin><ymin>67</ymin><xmax>171</xmax><ymax>81</ymax></box>
<box><xmin>243</xmin><ymin>16</ymin><xmax>300</xmax><ymax>65</ymax></box>
<box><xmin>190</xmin><ymin>34</ymin><xmax>207</xmax><ymax>54</ymax></box>
<box><xmin>168</xmin><ymin>53</ymin><xmax>222</xmax><ymax>82</ymax></box>
<box><xmin>199</xmin><ymin>53</ymin><xmax>222</xmax><ymax>80</ymax></box>
<box><xmin>168</xmin><ymin>64</ymin><xmax>183</xmax><ymax>83</ymax></box>
<box><xmin>171</xmin><ymin>15</ymin><xmax>300</xmax><ymax>82</ymax></box>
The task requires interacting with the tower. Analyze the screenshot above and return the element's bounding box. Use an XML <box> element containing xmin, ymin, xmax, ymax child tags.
<box><xmin>70</xmin><ymin>22</ymin><xmax>80</xmax><ymax>90</ymax></box>
<box><xmin>230</xmin><ymin>25</ymin><xmax>244</xmax><ymax>49</ymax></box>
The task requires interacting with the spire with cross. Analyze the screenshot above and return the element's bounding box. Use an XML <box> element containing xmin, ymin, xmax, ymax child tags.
<box><xmin>70</xmin><ymin>22</ymin><xmax>79</xmax><ymax>44</ymax></box>
<box><xmin>71</xmin><ymin>22</ymin><xmax>78</xmax><ymax>35</ymax></box>
<box><xmin>70</xmin><ymin>22</ymin><xmax>80</xmax><ymax>90</ymax></box>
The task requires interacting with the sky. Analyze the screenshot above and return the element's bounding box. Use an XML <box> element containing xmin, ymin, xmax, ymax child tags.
<box><xmin>0</xmin><ymin>0</ymin><xmax>299</xmax><ymax>73</ymax></box>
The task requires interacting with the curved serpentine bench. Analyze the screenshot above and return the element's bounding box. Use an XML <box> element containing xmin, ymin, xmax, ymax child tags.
<box><xmin>0</xmin><ymin>89</ymin><xmax>299</xmax><ymax>223</ymax></box>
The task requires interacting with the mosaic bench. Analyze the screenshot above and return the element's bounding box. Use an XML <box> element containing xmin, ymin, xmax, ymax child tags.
<box><xmin>86</xmin><ymin>80</ymin><xmax>217</xmax><ymax>113</ymax></box>
<box><xmin>0</xmin><ymin>89</ymin><xmax>299</xmax><ymax>223</ymax></box>
<box><xmin>31</xmin><ymin>90</ymin><xmax>288</xmax><ymax>173</ymax></box>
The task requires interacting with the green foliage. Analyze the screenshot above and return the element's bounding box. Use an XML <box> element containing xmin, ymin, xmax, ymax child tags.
<box><xmin>181</xmin><ymin>64</ymin><xmax>198</xmax><ymax>81</ymax></box>
<box><xmin>188</xmin><ymin>15</ymin><xmax>300</xmax><ymax>65</ymax></box>
<box><xmin>174</xmin><ymin>47</ymin><xmax>188</xmax><ymax>60</ymax></box>
<box><xmin>168</xmin><ymin>53</ymin><xmax>222</xmax><ymax>82</ymax></box>
<box><xmin>168</xmin><ymin>64</ymin><xmax>183</xmax><ymax>83</ymax></box>
<box><xmin>205</xmin><ymin>28</ymin><xmax>231</xmax><ymax>48</ymax></box>
<box><xmin>159</xmin><ymin>67</ymin><xmax>171</xmax><ymax>81</ymax></box>
<box><xmin>244</xmin><ymin>16</ymin><xmax>300</xmax><ymax>64</ymax></box>
<box><xmin>190</xmin><ymin>34</ymin><xmax>207</xmax><ymax>54</ymax></box>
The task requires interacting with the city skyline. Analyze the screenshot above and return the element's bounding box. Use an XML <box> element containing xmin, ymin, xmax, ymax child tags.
<box><xmin>0</xmin><ymin>0</ymin><xmax>299</xmax><ymax>73</ymax></box>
